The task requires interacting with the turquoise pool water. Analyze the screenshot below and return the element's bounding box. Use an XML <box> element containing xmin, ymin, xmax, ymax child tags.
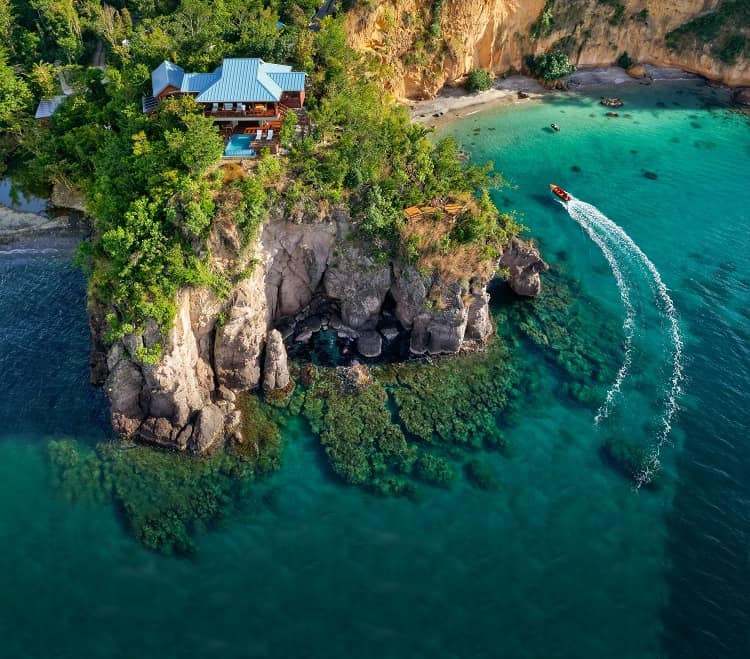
<box><xmin>0</xmin><ymin>80</ymin><xmax>747</xmax><ymax>658</ymax></box>
<box><xmin>224</xmin><ymin>134</ymin><xmax>257</xmax><ymax>158</ymax></box>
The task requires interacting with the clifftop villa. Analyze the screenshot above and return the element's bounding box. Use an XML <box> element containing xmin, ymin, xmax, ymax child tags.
<box><xmin>144</xmin><ymin>57</ymin><xmax>310</xmax><ymax>157</ymax></box>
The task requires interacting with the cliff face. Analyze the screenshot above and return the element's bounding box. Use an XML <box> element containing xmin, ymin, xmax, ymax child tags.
<box><xmin>93</xmin><ymin>208</ymin><xmax>547</xmax><ymax>454</ymax></box>
<box><xmin>346</xmin><ymin>0</ymin><xmax>750</xmax><ymax>98</ymax></box>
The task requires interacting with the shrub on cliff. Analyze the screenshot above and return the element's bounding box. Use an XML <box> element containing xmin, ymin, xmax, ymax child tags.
<box><xmin>465</xmin><ymin>68</ymin><xmax>493</xmax><ymax>93</ymax></box>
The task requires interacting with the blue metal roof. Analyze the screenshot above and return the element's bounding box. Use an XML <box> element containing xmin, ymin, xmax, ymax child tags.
<box><xmin>180</xmin><ymin>72</ymin><xmax>220</xmax><ymax>94</ymax></box>
<box><xmin>196</xmin><ymin>59</ymin><xmax>276</xmax><ymax>102</ymax></box>
<box><xmin>34</xmin><ymin>96</ymin><xmax>65</xmax><ymax>119</ymax></box>
<box><xmin>268</xmin><ymin>72</ymin><xmax>306</xmax><ymax>91</ymax></box>
<box><xmin>151</xmin><ymin>61</ymin><xmax>184</xmax><ymax>96</ymax></box>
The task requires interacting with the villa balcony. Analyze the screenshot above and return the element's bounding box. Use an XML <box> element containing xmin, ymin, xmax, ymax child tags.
<box><xmin>203</xmin><ymin>106</ymin><xmax>278</xmax><ymax>120</ymax></box>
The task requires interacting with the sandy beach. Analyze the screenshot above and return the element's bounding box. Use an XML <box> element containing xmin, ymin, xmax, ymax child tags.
<box><xmin>408</xmin><ymin>65</ymin><xmax>703</xmax><ymax>128</ymax></box>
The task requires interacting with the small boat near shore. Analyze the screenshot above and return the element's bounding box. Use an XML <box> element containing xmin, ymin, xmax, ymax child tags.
<box><xmin>549</xmin><ymin>183</ymin><xmax>572</xmax><ymax>202</ymax></box>
<box><xmin>601</xmin><ymin>97</ymin><xmax>624</xmax><ymax>108</ymax></box>
<box><xmin>550</xmin><ymin>123</ymin><xmax>560</xmax><ymax>131</ymax></box>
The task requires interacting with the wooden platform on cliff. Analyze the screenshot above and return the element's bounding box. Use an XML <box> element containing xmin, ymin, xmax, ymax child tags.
<box><xmin>403</xmin><ymin>203</ymin><xmax>467</xmax><ymax>222</ymax></box>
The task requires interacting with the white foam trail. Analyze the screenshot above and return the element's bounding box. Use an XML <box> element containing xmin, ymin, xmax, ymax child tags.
<box><xmin>563</xmin><ymin>202</ymin><xmax>636</xmax><ymax>423</ymax></box>
<box><xmin>566</xmin><ymin>198</ymin><xmax>684</xmax><ymax>487</ymax></box>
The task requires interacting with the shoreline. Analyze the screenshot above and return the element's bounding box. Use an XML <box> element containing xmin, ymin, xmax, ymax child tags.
<box><xmin>408</xmin><ymin>65</ymin><xmax>705</xmax><ymax>128</ymax></box>
<box><xmin>0</xmin><ymin>204</ymin><xmax>88</xmax><ymax>246</ymax></box>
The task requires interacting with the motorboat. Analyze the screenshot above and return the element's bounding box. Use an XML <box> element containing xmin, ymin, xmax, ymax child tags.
<box><xmin>550</xmin><ymin>123</ymin><xmax>560</xmax><ymax>131</ymax></box>
<box><xmin>549</xmin><ymin>184</ymin><xmax>571</xmax><ymax>201</ymax></box>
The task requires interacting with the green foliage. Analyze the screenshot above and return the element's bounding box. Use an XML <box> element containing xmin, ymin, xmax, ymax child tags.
<box><xmin>617</xmin><ymin>51</ymin><xmax>634</xmax><ymax>70</ymax></box>
<box><xmin>0</xmin><ymin>47</ymin><xmax>33</xmax><ymax>134</ymax></box>
<box><xmin>525</xmin><ymin>51</ymin><xmax>575</xmax><ymax>81</ymax></box>
<box><xmin>666</xmin><ymin>1</ymin><xmax>750</xmax><ymax>64</ymax></box>
<box><xmin>465</xmin><ymin>68</ymin><xmax>493</xmax><ymax>93</ymax></box>
<box><xmin>718</xmin><ymin>34</ymin><xmax>747</xmax><ymax>63</ymax></box>
<box><xmin>279</xmin><ymin>108</ymin><xmax>298</xmax><ymax>147</ymax></box>
<box><xmin>530</xmin><ymin>0</ymin><xmax>555</xmax><ymax>39</ymax></box>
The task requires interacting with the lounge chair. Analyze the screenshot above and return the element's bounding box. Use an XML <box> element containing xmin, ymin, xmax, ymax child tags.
<box><xmin>256</xmin><ymin>129</ymin><xmax>263</xmax><ymax>141</ymax></box>
<box><xmin>267</xmin><ymin>129</ymin><xmax>274</xmax><ymax>140</ymax></box>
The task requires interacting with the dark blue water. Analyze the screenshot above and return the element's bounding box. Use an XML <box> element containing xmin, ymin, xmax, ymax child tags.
<box><xmin>0</xmin><ymin>81</ymin><xmax>748</xmax><ymax>658</ymax></box>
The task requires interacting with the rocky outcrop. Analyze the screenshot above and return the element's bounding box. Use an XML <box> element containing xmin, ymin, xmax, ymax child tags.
<box><xmin>732</xmin><ymin>88</ymin><xmax>750</xmax><ymax>106</ymax></box>
<box><xmin>346</xmin><ymin>0</ymin><xmax>750</xmax><ymax>99</ymax></box>
<box><xmin>499</xmin><ymin>238</ymin><xmax>549</xmax><ymax>297</ymax></box>
<box><xmin>263</xmin><ymin>329</ymin><xmax>290</xmax><ymax>391</ymax></box>
<box><xmin>50</xmin><ymin>180</ymin><xmax>86</xmax><ymax>212</ymax></box>
<box><xmin>96</xmin><ymin>209</ymin><xmax>541</xmax><ymax>453</ymax></box>
<box><xmin>324</xmin><ymin>246</ymin><xmax>392</xmax><ymax>329</ymax></box>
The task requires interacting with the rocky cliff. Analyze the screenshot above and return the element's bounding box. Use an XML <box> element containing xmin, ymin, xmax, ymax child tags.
<box><xmin>346</xmin><ymin>0</ymin><xmax>750</xmax><ymax>98</ymax></box>
<box><xmin>93</xmin><ymin>208</ymin><xmax>546</xmax><ymax>454</ymax></box>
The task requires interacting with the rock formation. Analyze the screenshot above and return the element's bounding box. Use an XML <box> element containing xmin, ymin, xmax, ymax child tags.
<box><xmin>499</xmin><ymin>238</ymin><xmax>549</xmax><ymax>297</ymax></box>
<box><xmin>732</xmin><ymin>88</ymin><xmax>750</xmax><ymax>106</ymax></box>
<box><xmin>94</xmin><ymin>208</ymin><xmax>544</xmax><ymax>454</ymax></box>
<box><xmin>263</xmin><ymin>329</ymin><xmax>290</xmax><ymax>391</ymax></box>
<box><xmin>346</xmin><ymin>0</ymin><xmax>750</xmax><ymax>99</ymax></box>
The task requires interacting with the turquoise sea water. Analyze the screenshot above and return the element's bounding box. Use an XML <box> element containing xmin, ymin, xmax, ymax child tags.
<box><xmin>0</xmin><ymin>81</ymin><xmax>748</xmax><ymax>658</ymax></box>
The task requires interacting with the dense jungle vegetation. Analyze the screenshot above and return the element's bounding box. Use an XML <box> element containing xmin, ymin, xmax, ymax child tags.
<box><xmin>0</xmin><ymin>0</ymin><xmax>518</xmax><ymax>351</ymax></box>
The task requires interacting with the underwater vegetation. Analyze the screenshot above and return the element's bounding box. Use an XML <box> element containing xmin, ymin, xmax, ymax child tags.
<box><xmin>47</xmin><ymin>398</ymin><xmax>283</xmax><ymax>555</ymax></box>
<box><xmin>601</xmin><ymin>436</ymin><xmax>661</xmax><ymax>490</ymax></box>
<box><xmin>464</xmin><ymin>459</ymin><xmax>501</xmax><ymax>491</ymax></box>
<box><xmin>284</xmin><ymin>336</ymin><xmax>521</xmax><ymax>496</ymax></box>
<box><xmin>48</xmin><ymin>273</ymin><xmax>629</xmax><ymax>552</ymax></box>
<box><xmin>494</xmin><ymin>271</ymin><xmax>617</xmax><ymax>408</ymax></box>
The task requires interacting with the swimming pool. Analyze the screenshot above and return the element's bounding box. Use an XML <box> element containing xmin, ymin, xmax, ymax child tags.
<box><xmin>224</xmin><ymin>135</ymin><xmax>256</xmax><ymax>158</ymax></box>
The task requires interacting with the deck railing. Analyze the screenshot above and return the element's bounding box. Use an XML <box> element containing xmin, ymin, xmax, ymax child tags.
<box><xmin>204</xmin><ymin>107</ymin><xmax>277</xmax><ymax>119</ymax></box>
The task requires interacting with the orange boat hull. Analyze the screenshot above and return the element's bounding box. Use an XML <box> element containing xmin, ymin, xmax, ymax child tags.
<box><xmin>549</xmin><ymin>184</ymin><xmax>571</xmax><ymax>202</ymax></box>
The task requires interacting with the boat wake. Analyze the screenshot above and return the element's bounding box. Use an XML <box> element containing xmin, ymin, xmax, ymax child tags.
<box><xmin>563</xmin><ymin>197</ymin><xmax>684</xmax><ymax>487</ymax></box>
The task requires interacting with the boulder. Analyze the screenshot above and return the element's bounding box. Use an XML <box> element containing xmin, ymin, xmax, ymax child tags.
<box><xmin>626</xmin><ymin>64</ymin><xmax>647</xmax><ymax>79</ymax></box>
<box><xmin>188</xmin><ymin>404</ymin><xmax>225</xmax><ymax>454</ymax></box>
<box><xmin>50</xmin><ymin>180</ymin><xmax>86</xmax><ymax>212</ymax></box>
<box><xmin>732</xmin><ymin>87</ymin><xmax>750</xmax><ymax>106</ymax></box>
<box><xmin>324</xmin><ymin>247</ymin><xmax>391</xmax><ymax>329</ymax></box>
<box><xmin>357</xmin><ymin>330</ymin><xmax>382</xmax><ymax>358</ymax></box>
<box><xmin>499</xmin><ymin>238</ymin><xmax>549</xmax><ymax>297</ymax></box>
<box><xmin>263</xmin><ymin>329</ymin><xmax>290</xmax><ymax>391</ymax></box>
<box><xmin>105</xmin><ymin>359</ymin><xmax>145</xmax><ymax>437</ymax></box>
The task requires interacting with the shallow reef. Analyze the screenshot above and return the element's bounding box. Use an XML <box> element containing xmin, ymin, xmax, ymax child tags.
<box><xmin>493</xmin><ymin>270</ymin><xmax>617</xmax><ymax>408</ymax></box>
<box><xmin>48</xmin><ymin>272</ymin><xmax>629</xmax><ymax>552</ymax></box>
<box><xmin>47</xmin><ymin>394</ymin><xmax>283</xmax><ymax>555</ymax></box>
<box><xmin>600</xmin><ymin>437</ymin><xmax>661</xmax><ymax>490</ymax></box>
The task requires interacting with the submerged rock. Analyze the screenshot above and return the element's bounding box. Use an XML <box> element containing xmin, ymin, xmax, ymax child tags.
<box><xmin>357</xmin><ymin>330</ymin><xmax>383</xmax><ymax>358</ymax></box>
